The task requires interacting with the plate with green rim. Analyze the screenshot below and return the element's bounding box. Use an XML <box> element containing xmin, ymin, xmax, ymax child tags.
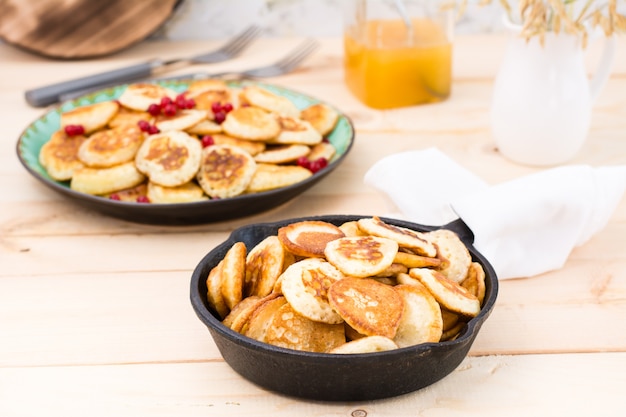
<box><xmin>16</xmin><ymin>79</ymin><xmax>355</xmax><ymax>225</ymax></box>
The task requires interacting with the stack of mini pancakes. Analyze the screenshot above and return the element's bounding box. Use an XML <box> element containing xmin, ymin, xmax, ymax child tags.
<box><xmin>38</xmin><ymin>80</ymin><xmax>339</xmax><ymax>203</ymax></box>
<box><xmin>208</xmin><ymin>216</ymin><xmax>487</xmax><ymax>354</ymax></box>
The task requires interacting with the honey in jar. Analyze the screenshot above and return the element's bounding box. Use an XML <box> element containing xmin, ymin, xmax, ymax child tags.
<box><xmin>343</xmin><ymin>1</ymin><xmax>453</xmax><ymax>109</ymax></box>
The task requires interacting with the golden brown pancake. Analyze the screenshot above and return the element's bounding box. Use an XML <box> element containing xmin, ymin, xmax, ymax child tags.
<box><xmin>70</xmin><ymin>161</ymin><xmax>146</xmax><ymax>195</ymax></box>
<box><xmin>393</xmin><ymin>284</ymin><xmax>443</xmax><ymax>347</ymax></box>
<box><xmin>245</xmin><ymin>163</ymin><xmax>312</xmax><ymax>193</ymax></box>
<box><xmin>357</xmin><ymin>216</ymin><xmax>437</xmax><ymax>257</ymax></box>
<box><xmin>324</xmin><ymin>235</ymin><xmax>399</xmax><ymax>277</ymax></box>
<box><xmin>60</xmin><ymin>100</ymin><xmax>119</xmax><ymax>134</ymax></box>
<box><xmin>221</xmin><ymin>106</ymin><xmax>280</xmax><ymax>141</ymax></box>
<box><xmin>278</xmin><ymin>220</ymin><xmax>345</xmax><ymax>258</ymax></box>
<box><xmin>77</xmin><ymin>124</ymin><xmax>144</xmax><ymax>167</ymax></box>
<box><xmin>38</xmin><ymin>130</ymin><xmax>87</xmax><ymax>181</ymax></box>
<box><xmin>328</xmin><ymin>277</ymin><xmax>404</xmax><ymax>339</ymax></box>
<box><xmin>196</xmin><ymin>144</ymin><xmax>257</xmax><ymax>198</ymax></box>
<box><xmin>241</xmin><ymin>85</ymin><xmax>300</xmax><ymax>117</ymax></box>
<box><xmin>134</xmin><ymin>130</ymin><xmax>202</xmax><ymax>187</ymax></box>
<box><xmin>245</xmin><ymin>235</ymin><xmax>295</xmax><ymax>298</ymax></box>
<box><xmin>329</xmin><ymin>335</ymin><xmax>398</xmax><ymax>354</ymax></box>
<box><xmin>299</xmin><ymin>103</ymin><xmax>339</xmax><ymax>136</ymax></box>
<box><xmin>146</xmin><ymin>181</ymin><xmax>208</xmax><ymax>203</ymax></box>
<box><xmin>118</xmin><ymin>83</ymin><xmax>178</xmax><ymax>111</ymax></box>
<box><xmin>409</xmin><ymin>268</ymin><xmax>480</xmax><ymax>318</ymax></box>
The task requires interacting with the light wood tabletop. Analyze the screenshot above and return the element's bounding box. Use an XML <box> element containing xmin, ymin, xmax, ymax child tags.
<box><xmin>1</xmin><ymin>34</ymin><xmax>625</xmax><ymax>416</ymax></box>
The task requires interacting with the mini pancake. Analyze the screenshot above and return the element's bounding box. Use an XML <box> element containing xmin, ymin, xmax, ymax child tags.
<box><xmin>461</xmin><ymin>262</ymin><xmax>486</xmax><ymax>305</ymax></box>
<box><xmin>306</xmin><ymin>142</ymin><xmax>336</xmax><ymax>162</ymax></box>
<box><xmin>299</xmin><ymin>103</ymin><xmax>339</xmax><ymax>136</ymax></box>
<box><xmin>268</xmin><ymin>116</ymin><xmax>322</xmax><ymax>145</ymax></box>
<box><xmin>329</xmin><ymin>335</ymin><xmax>398</xmax><ymax>354</ymax></box>
<box><xmin>77</xmin><ymin>124</ymin><xmax>144</xmax><ymax>167</ymax></box>
<box><xmin>393</xmin><ymin>251</ymin><xmax>442</xmax><ymax>269</ymax></box>
<box><xmin>357</xmin><ymin>216</ymin><xmax>437</xmax><ymax>258</ymax></box>
<box><xmin>208</xmin><ymin>133</ymin><xmax>266</xmax><ymax>156</ymax></box>
<box><xmin>154</xmin><ymin>109</ymin><xmax>207</xmax><ymax>131</ymax></box>
<box><xmin>206</xmin><ymin>260</ymin><xmax>229</xmax><ymax>319</ymax></box>
<box><xmin>105</xmin><ymin>182</ymin><xmax>148</xmax><ymax>202</ymax></box>
<box><xmin>393</xmin><ymin>284</ymin><xmax>443</xmax><ymax>348</ymax></box>
<box><xmin>280</xmin><ymin>258</ymin><xmax>345</xmax><ymax>324</ymax></box>
<box><xmin>243</xmin><ymin>295</ymin><xmax>288</xmax><ymax>342</ymax></box>
<box><xmin>118</xmin><ymin>83</ymin><xmax>178</xmax><ymax>111</ymax></box>
<box><xmin>324</xmin><ymin>236</ymin><xmax>398</xmax><ymax>277</ymax></box>
<box><xmin>254</xmin><ymin>144</ymin><xmax>311</xmax><ymax>164</ymax></box>
<box><xmin>328</xmin><ymin>277</ymin><xmax>404</xmax><ymax>339</ymax></box>
<box><xmin>220</xmin><ymin>241</ymin><xmax>247</xmax><ymax>310</ymax></box>
<box><xmin>60</xmin><ymin>100</ymin><xmax>119</xmax><ymax>134</ymax></box>
<box><xmin>426</xmin><ymin>229</ymin><xmax>472</xmax><ymax>284</ymax></box>
<box><xmin>135</xmin><ymin>130</ymin><xmax>202</xmax><ymax>187</ymax></box>
<box><xmin>223</xmin><ymin>293</ymin><xmax>281</xmax><ymax>334</ymax></box>
<box><xmin>70</xmin><ymin>161</ymin><xmax>146</xmax><ymax>195</ymax></box>
<box><xmin>245</xmin><ymin>235</ymin><xmax>295</xmax><ymax>298</ymax></box>
<box><xmin>196</xmin><ymin>144</ymin><xmax>257</xmax><ymax>198</ymax></box>
<box><xmin>264</xmin><ymin>302</ymin><xmax>346</xmax><ymax>353</ymax></box>
<box><xmin>38</xmin><ymin>130</ymin><xmax>87</xmax><ymax>181</ymax></box>
<box><xmin>222</xmin><ymin>295</ymin><xmax>262</xmax><ymax>332</ymax></box>
<box><xmin>373</xmin><ymin>263</ymin><xmax>408</xmax><ymax>278</ymax></box>
<box><xmin>187</xmin><ymin>79</ymin><xmax>230</xmax><ymax>95</ymax></box>
<box><xmin>241</xmin><ymin>85</ymin><xmax>300</xmax><ymax>118</ymax></box>
<box><xmin>146</xmin><ymin>181</ymin><xmax>208</xmax><ymax>203</ymax></box>
<box><xmin>278</xmin><ymin>220</ymin><xmax>345</xmax><ymax>258</ymax></box>
<box><xmin>185</xmin><ymin>119</ymin><xmax>223</xmax><ymax>135</ymax></box>
<box><xmin>441</xmin><ymin>322</ymin><xmax>465</xmax><ymax>342</ymax></box>
<box><xmin>409</xmin><ymin>267</ymin><xmax>480</xmax><ymax>318</ymax></box>
<box><xmin>338</xmin><ymin>221</ymin><xmax>367</xmax><ymax>237</ymax></box>
<box><xmin>245</xmin><ymin>163</ymin><xmax>312</xmax><ymax>193</ymax></box>
<box><xmin>191</xmin><ymin>87</ymin><xmax>239</xmax><ymax>118</ymax></box>
<box><xmin>108</xmin><ymin>107</ymin><xmax>151</xmax><ymax>129</ymax></box>
<box><xmin>221</xmin><ymin>106</ymin><xmax>280</xmax><ymax>141</ymax></box>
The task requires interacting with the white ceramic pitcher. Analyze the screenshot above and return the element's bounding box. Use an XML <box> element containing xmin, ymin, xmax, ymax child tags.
<box><xmin>490</xmin><ymin>21</ymin><xmax>616</xmax><ymax>166</ymax></box>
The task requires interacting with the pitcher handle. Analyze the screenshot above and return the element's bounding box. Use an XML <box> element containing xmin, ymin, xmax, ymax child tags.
<box><xmin>589</xmin><ymin>35</ymin><xmax>616</xmax><ymax>103</ymax></box>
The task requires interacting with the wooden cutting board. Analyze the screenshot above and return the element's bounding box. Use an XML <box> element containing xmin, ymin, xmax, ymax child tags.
<box><xmin>0</xmin><ymin>0</ymin><xmax>181</xmax><ymax>59</ymax></box>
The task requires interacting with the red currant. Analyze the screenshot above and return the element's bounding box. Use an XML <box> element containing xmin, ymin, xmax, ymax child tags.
<box><xmin>175</xmin><ymin>93</ymin><xmax>187</xmax><ymax>108</ymax></box>
<box><xmin>137</xmin><ymin>120</ymin><xmax>151</xmax><ymax>132</ymax></box>
<box><xmin>201</xmin><ymin>135</ymin><xmax>215</xmax><ymax>148</ymax></box>
<box><xmin>109</xmin><ymin>194</ymin><xmax>121</xmax><ymax>201</ymax></box>
<box><xmin>147</xmin><ymin>103</ymin><xmax>161</xmax><ymax>116</ymax></box>
<box><xmin>160</xmin><ymin>96</ymin><xmax>173</xmax><ymax>107</ymax></box>
<box><xmin>163</xmin><ymin>103</ymin><xmax>178</xmax><ymax>116</ymax></box>
<box><xmin>136</xmin><ymin>195</ymin><xmax>150</xmax><ymax>203</ymax></box>
<box><xmin>64</xmin><ymin>124</ymin><xmax>85</xmax><ymax>136</ymax></box>
<box><xmin>296</xmin><ymin>156</ymin><xmax>311</xmax><ymax>169</ymax></box>
<box><xmin>211</xmin><ymin>102</ymin><xmax>222</xmax><ymax>113</ymax></box>
<box><xmin>214</xmin><ymin>111</ymin><xmax>226</xmax><ymax>124</ymax></box>
<box><xmin>148</xmin><ymin>125</ymin><xmax>160</xmax><ymax>135</ymax></box>
<box><xmin>222</xmin><ymin>103</ymin><xmax>233</xmax><ymax>113</ymax></box>
<box><xmin>184</xmin><ymin>98</ymin><xmax>196</xmax><ymax>109</ymax></box>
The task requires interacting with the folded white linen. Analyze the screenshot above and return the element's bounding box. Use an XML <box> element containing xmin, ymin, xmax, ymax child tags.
<box><xmin>364</xmin><ymin>148</ymin><xmax>626</xmax><ymax>279</ymax></box>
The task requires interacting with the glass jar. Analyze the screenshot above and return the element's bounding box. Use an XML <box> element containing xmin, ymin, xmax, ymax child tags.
<box><xmin>343</xmin><ymin>0</ymin><xmax>454</xmax><ymax>109</ymax></box>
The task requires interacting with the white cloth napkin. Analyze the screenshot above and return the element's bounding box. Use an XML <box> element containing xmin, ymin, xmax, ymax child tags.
<box><xmin>364</xmin><ymin>148</ymin><xmax>626</xmax><ymax>279</ymax></box>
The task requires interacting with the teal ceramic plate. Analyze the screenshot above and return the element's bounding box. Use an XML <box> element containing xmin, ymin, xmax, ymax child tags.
<box><xmin>16</xmin><ymin>80</ymin><xmax>354</xmax><ymax>225</ymax></box>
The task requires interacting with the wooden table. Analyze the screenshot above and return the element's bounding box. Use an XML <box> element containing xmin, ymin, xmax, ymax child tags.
<box><xmin>1</xmin><ymin>34</ymin><xmax>625</xmax><ymax>416</ymax></box>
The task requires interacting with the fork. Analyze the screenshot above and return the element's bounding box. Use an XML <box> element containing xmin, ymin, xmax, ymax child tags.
<box><xmin>165</xmin><ymin>38</ymin><xmax>320</xmax><ymax>81</ymax></box>
<box><xmin>25</xmin><ymin>25</ymin><xmax>263</xmax><ymax>108</ymax></box>
<box><xmin>56</xmin><ymin>39</ymin><xmax>320</xmax><ymax>103</ymax></box>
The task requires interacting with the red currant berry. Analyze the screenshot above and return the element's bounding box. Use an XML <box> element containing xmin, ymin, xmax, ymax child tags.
<box><xmin>322</xmin><ymin>137</ymin><xmax>330</xmax><ymax>143</ymax></box>
<box><xmin>213</xmin><ymin>111</ymin><xmax>226</xmax><ymax>124</ymax></box>
<box><xmin>147</xmin><ymin>103</ymin><xmax>161</xmax><ymax>116</ymax></box>
<box><xmin>201</xmin><ymin>135</ymin><xmax>215</xmax><ymax>148</ymax></box>
<box><xmin>64</xmin><ymin>124</ymin><xmax>85</xmax><ymax>136</ymax></box>
<box><xmin>148</xmin><ymin>125</ymin><xmax>160</xmax><ymax>135</ymax></box>
<box><xmin>296</xmin><ymin>156</ymin><xmax>311</xmax><ymax>169</ymax></box>
<box><xmin>175</xmin><ymin>93</ymin><xmax>187</xmax><ymax>107</ymax></box>
<box><xmin>184</xmin><ymin>98</ymin><xmax>196</xmax><ymax>109</ymax></box>
<box><xmin>163</xmin><ymin>103</ymin><xmax>178</xmax><ymax>116</ymax></box>
<box><xmin>136</xmin><ymin>195</ymin><xmax>150</xmax><ymax>203</ymax></box>
<box><xmin>211</xmin><ymin>102</ymin><xmax>222</xmax><ymax>113</ymax></box>
<box><xmin>109</xmin><ymin>194</ymin><xmax>121</xmax><ymax>201</ymax></box>
<box><xmin>160</xmin><ymin>96</ymin><xmax>173</xmax><ymax>107</ymax></box>
<box><xmin>137</xmin><ymin>120</ymin><xmax>151</xmax><ymax>132</ymax></box>
<box><xmin>222</xmin><ymin>102</ymin><xmax>233</xmax><ymax>113</ymax></box>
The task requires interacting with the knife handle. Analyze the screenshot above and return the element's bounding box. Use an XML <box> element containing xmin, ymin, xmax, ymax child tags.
<box><xmin>24</xmin><ymin>61</ymin><xmax>161</xmax><ymax>108</ymax></box>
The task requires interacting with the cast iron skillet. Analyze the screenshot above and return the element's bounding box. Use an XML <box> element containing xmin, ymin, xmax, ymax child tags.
<box><xmin>190</xmin><ymin>215</ymin><xmax>498</xmax><ymax>401</ymax></box>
